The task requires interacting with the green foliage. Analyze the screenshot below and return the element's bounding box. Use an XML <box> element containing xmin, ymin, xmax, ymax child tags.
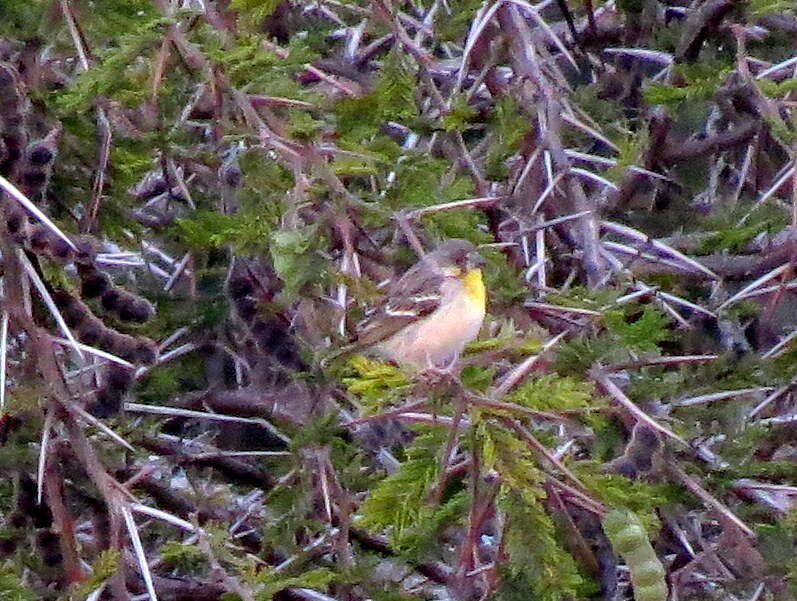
<box><xmin>644</xmin><ymin>62</ymin><xmax>732</xmax><ymax>106</ymax></box>
<box><xmin>79</xmin><ymin>0</ymin><xmax>160</xmax><ymax>45</ymax></box>
<box><xmin>764</xmin><ymin>111</ymin><xmax>797</xmax><ymax>145</ymax></box>
<box><xmin>499</xmin><ymin>489</ymin><xmax>591</xmax><ymax>601</ymax></box>
<box><xmin>359</xmin><ymin>428</ymin><xmax>446</xmax><ymax>540</ymax></box>
<box><xmin>69</xmin><ymin>550</ymin><xmax>121</xmax><ymax>600</ymax></box>
<box><xmin>555</xmin><ymin>303</ymin><xmax>670</xmax><ymax>375</ymax></box>
<box><xmin>253</xmin><ymin>567</ymin><xmax>336</xmax><ymax>601</ymax></box>
<box><xmin>0</xmin><ymin>0</ymin><xmax>51</xmax><ymax>39</ymax></box>
<box><xmin>375</xmin><ymin>49</ymin><xmax>418</xmax><ymax>123</ymax></box>
<box><xmin>480</xmin><ymin>423</ymin><xmax>546</xmax><ymax>493</ymax></box>
<box><xmin>442</xmin><ymin>94</ymin><xmax>478</xmax><ymax>132</ymax></box>
<box><xmin>334</xmin><ymin>94</ymin><xmax>382</xmax><ymax>144</ymax></box>
<box><xmin>699</xmin><ymin>203</ymin><xmax>787</xmax><ymax>253</ymax></box>
<box><xmin>229</xmin><ymin>0</ymin><xmax>283</xmax><ymax>28</ymax></box>
<box><xmin>175</xmin><ymin>210</ymin><xmax>273</xmax><ymax>253</ymax></box>
<box><xmin>239</xmin><ymin>149</ymin><xmax>295</xmax><ymax>197</ymax></box>
<box><xmin>460</xmin><ymin>365</ymin><xmax>496</xmax><ymax>391</ymax></box>
<box><xmin>205</xmin><ymin>33</ymin><xmax>320</xmax><ymax>98</ymax></box>
<box><xmin>270</xmin><ymin>226</ymin><xmax>329</xmax><ymax>296</ymax></box>
<box><xmin>6</xmin><ymin>1</ymin><xmax>797</xmax><ymax>598</ymax></box>
<box><xmin>341</xmin><ymin>356</ymin><xmax>410</xmax><ymax>410</ymax></box>
<box><xmin>383</xmin><ymin>154</ymin><xmax>455</xmax><ymax>208</ymax></box>
<box><xmin>56</xmin><ymin>17</ymin><xmax>172</xmax><ymax>112</ymax></box>
<box><xmin>575</xmin><ymin>465</ymin><xmax>672</xmax><ymax>528</ymax></box>
<box><xmin>604</xmin><ymin>305</ymin><xmax>671</xmax><ymax>352</ymax></box>
<box><xmin>485</xmin><ymin>98</ymin><xmax>529</xmax><ymax>180</ymax></box>
<box><xmin>394</xmin><ymin>490</ymin><xmax>469</xmax><ymax>560</ymax></box>
<box><xmin>481</xmin><ymin>247</ymin><xmax>527</xmax><ymax>305</ymax></box>
<box><xmin>465</xmin><ymin>324</ymin><xmax>543</xmax><ymax>355</ymax></box>
<box><xmin>507</xmin><ymin>373</ymin><xmax>595</xmax><ymax>412</ymax></box>
<box><xmin>333</xmin><ymin>46</ymin><xmax>417</xmax><ymax>145</ymax></box>
<box><xmin>757</xmin><ymin>521</ymin><xmax>797</xmax><ymax>594</ymax></box>
<box><xmin>606</xmin><ymin>127</ymin><xmax>649</xmax><ymax>183</ymax></box>
<box><xmin>160</xmin><ymin>541</ymin><xmax>207</xmax><ymax>573</ymax></box>
<box><xmin>554</xmin><ymin>334</ymin><xmax>610</xmax><ymax>376</ymax></box>
<box><xmin>287</xmin><ymin>108</ymin><xmax>325</xmax><ymax>141</ymax></box>
<box><xmin>747</xmin><ymin>0</ymin><xmax>796</xmax><ymax>17</ymax></box>
<box><xmin>758</xmin><ymin>78</ymin><xmax>797</xmax><ymax>98</ymax></box>
<box><xmin>0</xmin><ymin>562</ymin><xmax>36</xmax><ymax>601</ymax></box>
<box><xmin>437</xmin><ymin>0</ymin><xmax>485</xmax><ymax>41</ymax></box>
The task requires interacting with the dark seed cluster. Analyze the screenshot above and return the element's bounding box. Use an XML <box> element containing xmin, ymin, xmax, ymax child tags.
<box><xmin>227</xmin><ymin>260</ymin><xmax>307</xmax><ymax>371</ymax></box>
<box><xmin>52</xmin><ymin>290</ymin><xmax>157</xmax><ymax>365</ymax></box>
<box><xmin>605</xmin><ymin>423</ymin><xmax>663</xmax><ymax>480</ymax></box>
<box><xmin>0</xmin><ymin>62</ymin><xmax>157</xmax><ymax>421</ymax></box>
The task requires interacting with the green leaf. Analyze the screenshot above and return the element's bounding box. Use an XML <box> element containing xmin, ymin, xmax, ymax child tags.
<box><xmin>254</xmin><ymin>568</ymin><xmax>336</xmax><ymax>600</ymax></box>
<box><xmin>270</xmin><ymin>226</ymin><xmax>328</xmax><ymax>296</ymax></box>
<box><xmin>485</xmin><ymin>97</ymin><xmax>529</xmax><ymax>180</ymax></box>
<box><xmin>359</xmin><ymin>429</ymin><xmax>447</xmax><ymax>540</ymax></box>
<box><xmin>0</xmin><ymin>562</ymin><xmax>36</xmax><ymax>601</ymax></box>
<box><xmin>56</xmin><ymin>17</ymin><xmax>172</xmax><ymax>112</ymax></box>
<box><xmin>70</xmin><ymin>550</ymin><xmax>122</xmax><ymax>599</ymax></box>
<box><xmin>499</xmin><ymin>489</ymin><xmax>591</xmax><ymax>601</ymax></box>
<box><xmin>507</xmin><ymin>373</ymin><xmax>595</xmax><ymax>412</ymax></box>
<box><xmin>604</xmin><ymin>305</ymin><xmax>670</xmax><ymax>352</ymax></box>
<box><xmin>442</xmin><ymin>93</ymin><xmax>478</xmax><ymax>132</ymax></box>
<box><xmin>375</xmin><ymin>49</ymin><xmax>417</xmax><ymax>123</ymax></box>
<box><xmin>229</xmin><ymin>0</ymin><xmax>283</xmax><ymax>28</ymax></box>
<box><xmin>340</xmin><ymin>356</ymin><xmax>410</xmax><ymax>410</ymax></box>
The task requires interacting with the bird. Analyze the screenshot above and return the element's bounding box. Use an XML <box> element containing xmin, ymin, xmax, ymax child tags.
<box><xmin>347</xmin><ymin>239</ymin><xmax>487</xmax><ymax>370</ymax></box>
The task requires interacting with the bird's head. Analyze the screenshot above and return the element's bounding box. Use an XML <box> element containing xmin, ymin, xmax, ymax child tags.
<box><xmin>431</xmin><ymin>239</ymin><xmax>486</xmax><ymax>276</ymax></box>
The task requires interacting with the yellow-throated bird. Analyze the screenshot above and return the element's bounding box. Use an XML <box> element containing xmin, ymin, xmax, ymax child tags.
<box><xmin>350</xmin><ymin>239</ymin><xmax>487</xmax><ymax>369</ymax></box>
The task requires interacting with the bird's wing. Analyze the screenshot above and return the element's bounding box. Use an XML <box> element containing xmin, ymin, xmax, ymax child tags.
<box><xmin>352</xmin><ymin>268</ymin><xmax>445</xmax><ymax>348</ymax></box>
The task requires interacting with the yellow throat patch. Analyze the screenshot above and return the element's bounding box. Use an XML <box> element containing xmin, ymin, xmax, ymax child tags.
<box><xmin>462</xmin><ymin>269</ymin><xmax>486</xmax><ymax>310</ymax></box>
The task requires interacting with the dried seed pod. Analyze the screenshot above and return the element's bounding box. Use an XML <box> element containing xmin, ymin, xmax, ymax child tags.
<box><xmin>73</xmin><ymin>235</ymin><xmax>100</xmax><ymax>264</ymax></box>
<box><xmin>76</xmin><ymin>317</ymin><xmax>105</xmax><ymax>346</ymax></box>
<box><xmin>107</xmin><ymin>332</ymin><xmax>140</xmax><ymax>364</ymax></box>
<box><xmin>235</xmin><ymin>296</ymin><xmax>258</xmax><ymax>322</ymax></box>
<box><xmin>113</xmin><ymin>335</ymin><xmax>157</xmax><ymax>365</ymax></box>
<box><xmin>20</xmin><ymin>137</ymin><xmax>57</xmax><ymax>201</ymax></box>
<box><xmin>610</xmin><ymin>458</ymin><xmax>639</xmax><ymax>479</ymax></box>
<box><xmin>62</xmin><ymin>304</ymin><xmax>88</xmax><ymax>329</ymax></box>
<box><xmin>4</xmin><ymin>205</ymin><xmax>28</xmax><ymax>243</ymax></box>
<box><xmin>118</xmin><ymin>296</ymin><xmax>154</xmax><ymax>323</ymax></box>
<box><xmin>52</xmin><ymin>290</ymin><xmax>89</xmax><ymax>328</ymax></box>
<box><xmin>48</xmin><ymin>235</ymin><xmax>74</xmax><ymax>262</ymax></box>
<box><xmin>100</xmin><ymin>288</ymin><xmax>123</xmax><ymax>312</ymax></box>
<box><xmin>106</xmin><ymin>364</ymin><xmax>134</xmax><ymax>389</ymax></box>
<box><xmin>52</xmin><ymin>289</ymin><xmax>77</xmax><ymax>310</ymax></box>
<box><xmin>7</xmin><ymin>510</ymin><xmax>27</xmax><ymax>529</ymax></box>
<box><xmin>18</xmin><ymin>474</ymin><xmax>52</xmax><ymax>528</ymax></box>
<box><xmin>0</xmin><ymin>62</ymin><xmax>29</xmax><ymax>172</ymax></box>
<box><xmin>133</xmin><ymin>337</ymin><xmax>157</xmax><ymax>364</ymax></box>
<box><xmin>28</xmin><ymin>223</ymin><xmax>54</xmax><ymax>253</ymax></box>
<box><xmin>87</xmin><ymin>365</ymin><xmax>133</xmax><ymax>417</ymax></box>
<box><xmin>227</xmin><ymin>274</ymin><xmax>255</xmax><ymax>299</ymax></box>
<box><xmin>79</xmin><ymin>267</ymin><xmax>112</xmax><ymax>298</ymax></box>
<box><xmin>27</xmin><ymin>143</ymin><xmax>55</xmax><ymax>166</ymax></box>
<box><xmin>36</xmin><ymin>529</ymin><xmax>63</xmax><ymax>566</ymax></box>
<box><xmin>87</xmin><ymin>387</ymin><xmax>124</xmax><ymax>418</ymax></box>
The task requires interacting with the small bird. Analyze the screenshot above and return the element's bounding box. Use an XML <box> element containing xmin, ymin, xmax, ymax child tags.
<box><xmin>349</xmin><ymin>239</ymin><xmax>487</xmax><ymax>369</ymax></box>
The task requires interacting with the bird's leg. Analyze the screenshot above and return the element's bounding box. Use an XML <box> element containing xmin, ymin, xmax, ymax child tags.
<box><xmin>417</xmin><ymin>353</ymin><xmax>461</xmax><ymax>392</ymax></box>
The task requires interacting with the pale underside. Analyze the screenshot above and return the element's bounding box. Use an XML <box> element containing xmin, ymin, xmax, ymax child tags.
<box><xmin>372</xmin><ymin>277</ymin><xmax>485</xmax><ymax>368</ymax></box>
